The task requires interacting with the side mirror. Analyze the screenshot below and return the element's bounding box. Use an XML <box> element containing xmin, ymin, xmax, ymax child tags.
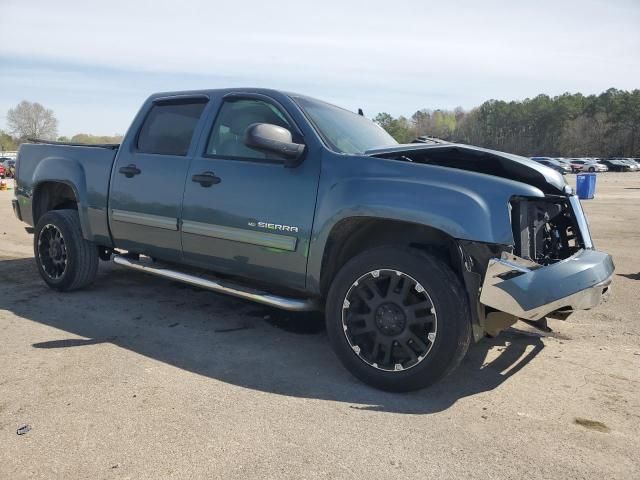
<box><xmin>244</xmin><ymin>123</ymin><xmax>305</xmax><ymax>167</ymax></box>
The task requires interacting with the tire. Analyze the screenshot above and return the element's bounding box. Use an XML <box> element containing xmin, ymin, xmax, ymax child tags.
<box><xmin>34</xmin><ymin>209</ymin><xmax>99</xmax><ymax>291</ymax></box>
<box><xmin>588</xmin><ymin>167</ymin><xmax>595</xmax><ymax>172</ymax></box>
<box><xmin>326</xmin><ymin>246</ymin><xmax>471</xmax><ymax>392</ymax></box>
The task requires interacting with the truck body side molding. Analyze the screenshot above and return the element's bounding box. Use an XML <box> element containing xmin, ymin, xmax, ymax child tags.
<box><xmin>111</xmin><ymin>209</ymin><xmax>178</xmax><ymax>231</ymax></box>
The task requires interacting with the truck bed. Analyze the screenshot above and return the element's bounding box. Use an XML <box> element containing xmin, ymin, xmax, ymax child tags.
<box><xmin>15</xmin><ymin>142</ymin><xmax>118</xmax><ymax>246</ymax></box>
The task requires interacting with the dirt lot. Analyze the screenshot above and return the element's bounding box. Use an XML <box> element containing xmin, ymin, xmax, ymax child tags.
<box><xmin>1</xmin><ymin>174</ymin><xmax>639</xmax><ymax>479</ymax></box>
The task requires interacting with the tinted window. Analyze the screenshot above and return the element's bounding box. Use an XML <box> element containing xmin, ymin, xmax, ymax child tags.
<box><xmin>137</xmin><ymin>100</ymin><xmax>207</xmax><ymax>156</ymax></box>
<box><xmin>206</xmin><ymin>99</ymin><xmax>292</xmax><ymax>160</ymax></box>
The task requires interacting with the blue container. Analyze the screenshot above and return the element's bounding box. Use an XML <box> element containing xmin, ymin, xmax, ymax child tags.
<box><xmin>576</xmin><ymin>173</ymin><xmax>597</xmax><ymax>199</ymax></box>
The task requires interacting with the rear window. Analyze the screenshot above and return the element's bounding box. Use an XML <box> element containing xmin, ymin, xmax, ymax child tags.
<box><xmin>137</xmin><ymin>99</ymin><xmax>207</xmax><ymax>156</ymax></box>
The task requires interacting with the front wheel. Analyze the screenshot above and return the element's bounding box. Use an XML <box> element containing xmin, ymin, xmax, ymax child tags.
<box><xmin>326</xmin><ymin>246</ymin><xmax>471</xmax><ymax>392</ymax></box>
<box><xmin>588</xmin><ymin>167</ymin><xmax>595</xmax><ymax>172</ymax></box>
<box><xmin>34</xmin><ymin>209</ymin><xmax>99</xmax><ymax>291</ymax></box>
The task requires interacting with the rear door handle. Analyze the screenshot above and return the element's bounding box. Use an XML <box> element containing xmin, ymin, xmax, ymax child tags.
<box><xmin>119</xmin><ymin>164</ymin><xmax>141</xmax><ymax>178</ymax></box>
<box><xmin>192</xmin><ymin>171</ymin><xmax>221</xmax><ymax>187</ymax></box>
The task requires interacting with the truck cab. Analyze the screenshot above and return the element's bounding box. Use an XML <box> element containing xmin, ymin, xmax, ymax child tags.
<box><xmin>107</xmin><ymin>91</ymin><xmax>321</xmax><ymax>289</ymax></box>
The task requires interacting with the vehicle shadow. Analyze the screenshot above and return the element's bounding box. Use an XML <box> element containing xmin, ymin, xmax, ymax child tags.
<box><xmin>1</xmin><ymin>257</ymin><xmax>545</xmax><ymax>414</ymax></box>
<box><xmin>617</xmin><ymin>272</ymin><xmax>640</xmax><ymax>281</ymax></box>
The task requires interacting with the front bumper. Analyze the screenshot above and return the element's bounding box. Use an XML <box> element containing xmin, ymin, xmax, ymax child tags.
<box><xmin>480</xmin><ymin>249</ymin><xmax>614</xmax><ymax>320</ymax></box>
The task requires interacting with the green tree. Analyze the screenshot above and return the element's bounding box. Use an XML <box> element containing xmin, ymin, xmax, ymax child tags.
<box><xmin>373</xmin><ymin>113</ymin><xmax>416</xmax><ymax>143</ymax></box>
<box><xmin>0</xmin><ymin>130</ymin><xmax>18</xmax><ymax>152</ymax></box>
<box><xmin>450</xmin><ymin>89</ymin><xmax>640</xmax><ymax>157</ymax></box>
<box><xmin>411</xmin><ymin>109</ymin><xmax>458</xmax><ymax>139</ymax></box>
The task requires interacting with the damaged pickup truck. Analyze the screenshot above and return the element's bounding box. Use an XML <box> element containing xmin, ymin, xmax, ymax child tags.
<box><xmin>12</xmin><ymin>88</ymin><xmax>614</xmax><ymax>391</ymax></box>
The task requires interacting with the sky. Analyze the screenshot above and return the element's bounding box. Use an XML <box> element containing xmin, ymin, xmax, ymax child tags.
<box><xmin>0</xmin><ymin>0</ymin><xmax>638</xmax><ymax>137</ymax></box>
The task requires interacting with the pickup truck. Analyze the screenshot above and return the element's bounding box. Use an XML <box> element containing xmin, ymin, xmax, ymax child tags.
<box><xmin>12</xmin><ymin>88</ymin><xmax>614</xmax><ymax>392</ymax></box>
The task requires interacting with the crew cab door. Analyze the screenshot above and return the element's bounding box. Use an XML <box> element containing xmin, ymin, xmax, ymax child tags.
<box><xmin>181</xmin><ymin>93</ymin><xmax>320</xmax><ymax>289</ymax></box>
<box><xmin>108</xmin><ymin>95</ymin><xmax>208</xmax><ymax>261</ymax></box>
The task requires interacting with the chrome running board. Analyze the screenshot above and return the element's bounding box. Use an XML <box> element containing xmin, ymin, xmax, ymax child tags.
<box><xmin>112</xmin><ymin>255</ymin><xmax>318</xmax><ymax>312</ymax></box>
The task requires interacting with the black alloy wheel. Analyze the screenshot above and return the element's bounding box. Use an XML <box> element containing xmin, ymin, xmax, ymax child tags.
<box><xmin>37</xmin><ymin>224</ymin><xmax>68</xmax><ymax>279</ymax></box>
<box><xmin>341</xmin><ymin>269</ymin><xmax>437</xmax><ymax>372</ymax></box>
<box><xmin>325</xmin><ymin>246</ymin><xmax>472</xmax><ymax>392</ymax></box>
<box><xmin>33</xmin><ymin>209</ymin><xmax>99</xmax><ymax>291</ymax></box>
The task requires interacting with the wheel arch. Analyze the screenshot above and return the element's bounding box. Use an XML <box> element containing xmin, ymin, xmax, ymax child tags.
<box><xmin>31</xmin><ymin>157</ymin><xmax>92</xmax><ymax>240</ymax></box>
<box><xmin>33</xmin><ymin>181</ymin><xmax>79</xmax><ymax>221</ymax></box>
<box><xmin>318</xmin><ymin>217</ymin><xmax>464</xmax><ymax>297</ymax></box>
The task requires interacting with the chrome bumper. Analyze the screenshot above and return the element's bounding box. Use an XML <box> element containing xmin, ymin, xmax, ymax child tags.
<box><xmin>480</xmin><ymin>249</ymin><xmax>614</xmax><ymax>320</ymax></box>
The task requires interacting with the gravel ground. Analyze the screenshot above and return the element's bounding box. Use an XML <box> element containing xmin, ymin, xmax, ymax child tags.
<box><xmin>0</xmin><ymin>174</ymin><xmax>639</xmax><ymax>479</ymax></box>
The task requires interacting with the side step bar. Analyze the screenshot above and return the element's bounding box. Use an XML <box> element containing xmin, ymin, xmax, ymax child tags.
<box><xmin>112</xmin><ymin>255</ymin><xmax>318</xmax><ymax>312</ymax></box>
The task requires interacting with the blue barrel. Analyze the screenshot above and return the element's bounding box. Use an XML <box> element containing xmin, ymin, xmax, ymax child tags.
<box><xmin>576</xmin><ymin>173</ymin><xmax>597</xmax><ymax>199</ymax></box>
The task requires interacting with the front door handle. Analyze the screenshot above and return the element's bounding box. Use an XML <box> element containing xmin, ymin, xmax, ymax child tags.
<box><xmin>192</xmin><ymin>171</ymin><xmax>221</xmax><ymax>187</ymax></box>
<box><xmin>119</xmin><ymin>164</ymin><xmax>141</xmax><ymax>178</ymax></box>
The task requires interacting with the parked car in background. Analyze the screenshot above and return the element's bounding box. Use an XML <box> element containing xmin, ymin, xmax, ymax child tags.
<box><xmin>622</xmin><ymin>159</ymin><xmax>640</xmax><ymax>170</ymax></box>
<box><xmin>569</xmin><ymin>159</ymin><xmax>608</xmax><ymax>172</ymax></box>
<box><xmin>530</xmin><ymin>157</ymin><xmax>572</xmax><ymax>174</ymax></box>
<box><xmin>599</xmin><ymin>159</ymin><xmax>635</xmax><ymax>172</ymax></box>
<box><xmin>608</xmin><ymin>157</ymin><xmax>639</xmax><ymax>170</ymax></box>
<box><xmin>5</xmin><ymin>159</ymin><xmax>16</xmax><ymax>178</ymax></box>
<box><xmin>0</xmin><ymin>157</ymin><xmax>14</xmax><ymax>177</ymax></box>
<box><xmin>555</xmin><ymin>158</ymin><xmax>580</xmax><ymax>173</ymax></box>
<box><xmin>0</xmin><ymin>157</ymin><xmax>10</xmax><ymax>178</ymax></box>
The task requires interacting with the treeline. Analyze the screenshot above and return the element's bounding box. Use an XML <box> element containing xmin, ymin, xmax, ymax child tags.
<box><xmin>374</xmin><ymin>88</ymin><xmax>640</xmax><ymax>157</ymax></box>
<box><xmin>0</xmin><ymin>131</ymin><xmax>123</xmax><ymax>151</ymax></box>
<box><xmin>57</xmin><ymin>133</ymin><xmax>123</xmax><ymax>144</ymax></box>
<box><xmin>3</xmin><ymin>90</ymin><xmax>639</xmax><ymax>157</ymax></box>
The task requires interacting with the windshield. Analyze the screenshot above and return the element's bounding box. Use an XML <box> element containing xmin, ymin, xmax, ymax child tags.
<box><xmin>293</xmin><ymin>96</ymin><xmax>397</xmax><ymax>154</ymax></box>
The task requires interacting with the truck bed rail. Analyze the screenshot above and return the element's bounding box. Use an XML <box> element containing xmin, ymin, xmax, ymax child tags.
<box><xmin>26</xmin><ymin>138</ymin><xmax>120</xmax><ymax>150</ymax></box>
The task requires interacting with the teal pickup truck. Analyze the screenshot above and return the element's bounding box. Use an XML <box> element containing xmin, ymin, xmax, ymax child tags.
<box><xmin>12</xmin><ymin>88</ymin><xmax>614</xmax><ymax>391</ymax></box>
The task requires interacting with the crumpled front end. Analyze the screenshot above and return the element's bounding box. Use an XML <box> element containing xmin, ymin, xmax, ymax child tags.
<box><xmin>480</xmin><ymin>249</ymin><xmax>613</xmax><ymax>320</ymax></box>
<box><xmin>480</xmin><ymin>194</ymin><xmax>614</xmax><ymax>320</ymax></box>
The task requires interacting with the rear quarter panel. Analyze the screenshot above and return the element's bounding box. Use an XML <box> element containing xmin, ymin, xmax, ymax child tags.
<box><xmin>15</xmin><ymin>143</ymin><xmax>117</xmax><ymax>245</ymax></box>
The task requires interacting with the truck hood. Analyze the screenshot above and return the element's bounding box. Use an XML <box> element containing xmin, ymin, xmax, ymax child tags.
<box><xmin>365</xmin><ymin>143</ymin><xmax>567</xmax><ymax>194</ymax></box>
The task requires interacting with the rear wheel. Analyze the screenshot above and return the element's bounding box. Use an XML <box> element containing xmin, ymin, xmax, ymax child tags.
<box><xmin>34</xmin><ymin>209</ymin><xmax>99</xmax><ymax>291</ymax></box>
<box><xmin>326</xmin><ymin>246</ymin><xmax>471</xmax><ymax>392</ymax></box>
<box><xmin>588</xmin><ymin>166</ymin><xmax>595</xmax><ymax>172</ymax></box>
